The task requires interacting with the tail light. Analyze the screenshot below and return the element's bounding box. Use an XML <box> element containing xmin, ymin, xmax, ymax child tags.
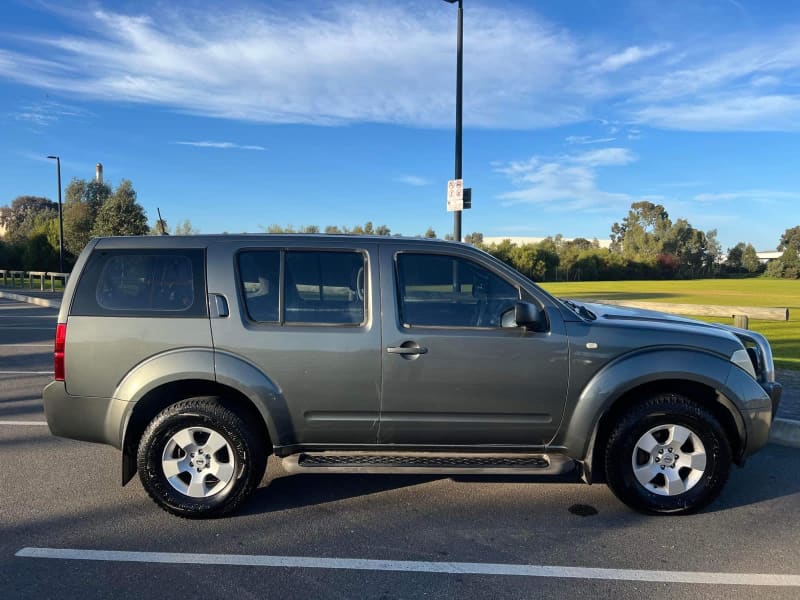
<box><xmin>54</xmin><ymin>323</ymin><xmax>67</xmax><ymax>381</ymax></box>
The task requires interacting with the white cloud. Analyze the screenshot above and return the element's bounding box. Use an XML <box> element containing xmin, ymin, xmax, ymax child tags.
<box><xmin>174</xmin><ymin>141</ymin><xmax>265</xmax><ymax>150</ymax></box>
<box><xmin>0</xmin><ymin>3</ymin><xmax>584</xmax><ymax>129</ymax></box>
<box><xmin>694</xmin><ymin>189</ymin><xmax>800</xmax><ymax>202</ymax></box>
<box><xmin>595</xmin><ymin>44</ymin><xmax>669</xmax><ymax>73</ymax></box>
<box><xmin>395</xmin><ymin>175</ymin><xmax>431</xmax><ymax>187</ymax></box>
<box><xmin>1</xmin><ymin>4</ymin><xmax>799</xmax><ymax>132</ymax></box>
<box><xmin>572</xmin><ymin>147</ymin><xmax>637</xmax><ymax>167</ymax></box>
<box><xmin>495</xmin><ymin>147</ymin><xmax>634</xmax><ymax>211</ymax></box>
<box><xmin>565</xmin><ymin>135</ymin><xmax>616</xmax><ymax>144</ymax></box>
<box><xmin>10</xmin><ymin>100</ymin><xmax>90</xmax><ymax>127</ymax></box>
<box><xmin>634</xmin><ymin>95</ymin><xmax>800</xmax><ymax>131</ymax></box>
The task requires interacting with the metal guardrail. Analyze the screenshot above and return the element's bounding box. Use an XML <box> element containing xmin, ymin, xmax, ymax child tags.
<box><xmin>0</xmin><ymin>269</ymin><xmax>69</xmax><ymax>291</ymax></box>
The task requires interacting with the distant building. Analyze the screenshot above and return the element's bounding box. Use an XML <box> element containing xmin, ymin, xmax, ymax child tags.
<box><xmin>756</xmin><ymin>250</ymin><xmax>782</xmax><ymax>264</ymax></box>
<box><xmin>482</xmin><ymin>236</ymin><xmax>612</xmax><ymax>249</ymax></box>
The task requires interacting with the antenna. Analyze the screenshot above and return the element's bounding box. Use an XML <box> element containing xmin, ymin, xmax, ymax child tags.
<box><xmin>156</xmin><ymin>208</ymin><xmax>169</xmax><ymax>235</ymax></box>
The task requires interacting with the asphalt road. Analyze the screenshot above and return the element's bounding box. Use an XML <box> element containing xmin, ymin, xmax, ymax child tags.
<box><xmin>1</xmin><ymin>297</ymin><xmax>799</xmax><ymax>600</ymax></box>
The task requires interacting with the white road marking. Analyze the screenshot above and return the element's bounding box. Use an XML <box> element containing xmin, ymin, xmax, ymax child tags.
<box><xmin>0</xmin><ymin>421</ymin><xmax>48</xmax><ymax>426</ymax></box>
<box><xmin>14</xmin><ymin>548</ymin><xmax>800</xmax><ymax>587</ymax></box>
<box><xmin>0</xmin><ymin>344</ymin><xmax>52</xmax><ymax>347</ymax></box>
<box><xmin>0</xmin><ymin>371</ymin><xmax>53</xmax><ymax>374</ymax></box>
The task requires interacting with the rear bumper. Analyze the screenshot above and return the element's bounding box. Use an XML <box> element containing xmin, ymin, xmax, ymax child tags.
<box><xmin>43</xmin><ymin>381</ymin><xmax>131</xmax><ymax>449</ymax></box>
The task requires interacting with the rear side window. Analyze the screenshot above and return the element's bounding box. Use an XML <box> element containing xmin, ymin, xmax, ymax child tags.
<box><xmin>71</xmin><ymin>249</ymin><xmax>207</xmax><ymax>317</ymax></box>
<box><xmin>285</xmin><ymin>251</ymin><xmax>365</xmax><ymax>324</ymax></box>
<box><xmin>237</xmin><ymin>250</ymin><xmax>366</xmax><ymax>325</ymax></box>
<box><xmin>238</xmin><ymin>251</ymin><xmax>280</xmax><ymax>322</ymax></box>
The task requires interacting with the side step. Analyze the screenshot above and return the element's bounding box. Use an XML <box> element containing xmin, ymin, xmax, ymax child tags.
<box><xmin>281</xmin><ymin>452</ymin><xmax>576</xmax><ymax>476</ymax></box>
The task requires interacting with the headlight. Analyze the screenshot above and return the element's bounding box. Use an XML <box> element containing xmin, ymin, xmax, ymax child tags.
<box><xmin>731</xmin><ymin>348</ymin><xmax>757</xmax><ymax>379</ymax></box>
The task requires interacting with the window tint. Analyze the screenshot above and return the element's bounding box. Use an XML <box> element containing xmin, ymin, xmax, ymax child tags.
<box><xmin>397</xmin><ymin>253</ymin><xmax>519</xmax><ymax>328</ymax></box>
<box><xmin>71</xmin><ymin>249</ymin><xmax>206</xmax><ymax>317</ymax></box>
<box><xmin>238</xmin><ymin>251</ymin><xmax>280</xmax><ymax>322</ymax></box>
<box><xmin>284</xmin><ymin>251</ymin><xmax>365</xmax><ymax>324</ymax></box>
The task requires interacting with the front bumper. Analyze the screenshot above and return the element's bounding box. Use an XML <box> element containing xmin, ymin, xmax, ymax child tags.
<box><xmin>762</xmin><ymin>381</ymin><xmax>783</xmax><ymax>421</ymax></box>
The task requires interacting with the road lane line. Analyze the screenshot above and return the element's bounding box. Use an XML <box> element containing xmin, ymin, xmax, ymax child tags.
<box><xmin>0</xmin><ymin>421</ymin><xmax>48</xmax><ymax>426</ymax></box>
<box><xmin>14</xmin><ymin>548</ymin><xmax>800</xmax><ymax>587</ymax></box>
<box><xmin>0</xmin><ymin>344</ymin><xmax>52</xmax><ymax>347</ymax></box>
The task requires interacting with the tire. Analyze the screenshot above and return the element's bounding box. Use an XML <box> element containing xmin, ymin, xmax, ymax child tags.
<box><xmin>604</xmin><ymin>393</ymin><xmax>732</xmax><ymax>515</ymax></box>
<box><xmin>137</xmin><ymin>396</ymin><xmax>268</xmax><ymax>518</ymax></box>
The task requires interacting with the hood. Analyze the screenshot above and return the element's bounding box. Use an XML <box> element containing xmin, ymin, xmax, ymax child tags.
<box><xmin>565</xmin><ymin>299</ymin><xmax>743</xmax><ymax>342</ymax></box>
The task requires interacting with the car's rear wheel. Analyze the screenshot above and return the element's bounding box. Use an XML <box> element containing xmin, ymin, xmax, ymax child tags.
<box><xmin>604</xmin><ymin>393</ymin><xmax>731</xmax><ymax>515</ymax></box>
<box><xmin>137</xmin><ymin>396</ymin><xmax>267</xmax><ymax>518</ymax></box>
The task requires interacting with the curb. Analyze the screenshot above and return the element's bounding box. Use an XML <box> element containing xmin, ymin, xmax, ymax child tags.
<box><xmin>2</xmin><ymin>287</ymin><xmax>798</xmax><ymax>448</ymax></box>
<box><xmin>0</xmin><ymin>290</ymin><xmax>61</xmax><ymax>309</ymax></box>
<box><xmin>769</xmin><ymin>418</ymin><xmax>800</xmax><ymax>449</ymax></box>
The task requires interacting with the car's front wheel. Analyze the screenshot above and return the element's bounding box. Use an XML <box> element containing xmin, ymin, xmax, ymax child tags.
<box><xmin>604</xmin><ymin>393</ymin><xmax>732</xmax><ymax>515</ymax></box>
<box><xmin>137</xmin><ymin>397</ymin><xmax>267</xmax><ymax>518</ymax></box>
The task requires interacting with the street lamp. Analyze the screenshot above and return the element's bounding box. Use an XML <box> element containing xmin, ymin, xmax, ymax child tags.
<box><xmin>443</xmin><ymin>0</ymin><xmax>463</xmax><ymax>242</ymax></box>
<box><xmin>46</xmin><ymin>155</ymin><xmax>65</xmax><ymax>273</ymax></box>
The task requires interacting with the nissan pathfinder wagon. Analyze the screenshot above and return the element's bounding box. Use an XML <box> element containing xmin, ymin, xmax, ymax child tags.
<box><xmin>43</xmin><ymin>235</ymin><xmax>782</xmax><ymax>517</ymax></box>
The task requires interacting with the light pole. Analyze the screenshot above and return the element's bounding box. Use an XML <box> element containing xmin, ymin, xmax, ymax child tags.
<box><xmin>443</xmin><ymin>0</ymin><xmax>463</xmax><ymax>242</ymax></box>
<box><xmin>46</xmin><ymin>155</ymin><xmax>65</xmax><ymax>273</ymax></box>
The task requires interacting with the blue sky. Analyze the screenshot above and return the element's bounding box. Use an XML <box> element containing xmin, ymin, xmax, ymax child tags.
<box><xmin>1</xmin><ymin>0</ymin><xmax>799</xmax><ymax>251</ymax></box>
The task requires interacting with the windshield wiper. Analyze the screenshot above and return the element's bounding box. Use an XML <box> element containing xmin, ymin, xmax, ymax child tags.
<box><xmin>562</xmin><ymin>299</ymin><xmax>596</xmax><ymax>320</ymax></box>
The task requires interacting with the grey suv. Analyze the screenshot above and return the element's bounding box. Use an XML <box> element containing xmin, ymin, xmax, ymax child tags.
<box><xmin>43</xmin><ymin>235</ymin><xmax>782</xmax><ymax>518</ymax></box>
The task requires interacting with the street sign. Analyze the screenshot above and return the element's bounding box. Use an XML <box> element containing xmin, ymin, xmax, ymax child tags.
<box><xmin>463</xmin><ymin>187</ymin><xmax>472</xmax><ymax>209</ymax></box>
<box><xmin>447</xmin><ymin>179</ymin><xmax>463</xmax><ymax>212</ymax></box>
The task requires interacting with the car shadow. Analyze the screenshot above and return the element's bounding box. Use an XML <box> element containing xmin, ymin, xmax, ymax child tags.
<box><xmin>237</xmin><ymin>444</ymin><xmax>799</xmax><ymax>517</ymax></box>
<box><xmin>239</xmin><ymin>472</ymin><xmax>445</xmax><ymax>516</ymax></box>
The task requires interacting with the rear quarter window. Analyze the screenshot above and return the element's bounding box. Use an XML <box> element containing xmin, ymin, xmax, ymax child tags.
<box><xmin>70</xmin><ymin>249</ymin><xmax>207</xmax><ymax>317</ymax></box>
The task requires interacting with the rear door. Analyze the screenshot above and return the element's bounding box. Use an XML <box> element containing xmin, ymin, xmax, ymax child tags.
<box><xmin>206</xmin><ymin>239</ymin><xmax>382</xmax><ymax>446</ymax></box>
<box><xmin>379</xmin><ymin>244</ymin><xmax>570</xmax><ymax>446</ymax></box>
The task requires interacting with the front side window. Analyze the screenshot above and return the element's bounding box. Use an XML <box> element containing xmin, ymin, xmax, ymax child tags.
<box><xmin>396</xmin><ymin>253</ymin><xmax>519</xmax><ymax>328</ymax></box>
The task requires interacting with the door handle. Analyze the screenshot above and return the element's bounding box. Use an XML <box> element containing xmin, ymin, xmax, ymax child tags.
<box><xmin>208</xmin><ymin>293</ymin><xmax>229</xmax><ymax>318</ymax></box>
<box><xmin>387</xmin><ymin>346</ymin><xmax>428</xmax><ymax>355</ymax></box>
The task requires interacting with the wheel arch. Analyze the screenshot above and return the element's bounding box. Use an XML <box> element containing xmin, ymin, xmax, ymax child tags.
<box><xmin>560</xmin><ymin>349</ymin><xmax>752</xmax><ymax>482</ymax></box>
<box><xmin>120</xmin><ymin>379</ymin><xmax>272</xmax><ymax>485</ymax></box>
<box><xmin>587</xmin><ymin>379</ymin><xmax>744</xmax><ymax>484</ymax></box>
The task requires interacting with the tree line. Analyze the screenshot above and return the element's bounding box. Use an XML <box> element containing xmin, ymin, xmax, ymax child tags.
<box><xmin>0</xmin><ymin>178</ymin><xmax>195</xmax><ymax>271</ymax></box>
<box><xmin>2</xmin><ymin>188</ymin><xmax>798</xmax><ymax>280</ymax></box>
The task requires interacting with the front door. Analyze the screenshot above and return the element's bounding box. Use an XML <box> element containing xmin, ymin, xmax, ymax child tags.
<box><xmin>379</xmin><ymin>246</ymin><xmax>569</xmax><ymax>447</ymax></box>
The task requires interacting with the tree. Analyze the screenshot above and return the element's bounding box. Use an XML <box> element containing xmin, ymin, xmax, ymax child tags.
<box><xmin>726</xmin><ymin>242</ymin><xmax>746</xmax><ymax>272</ymax></box>
<box><xmin>610</xmin><ymin>201</ymin><xmax>671</xmax><ymax>261</ymax></box>
<box><xmin>463</xmin><ymin>232</ymin><xmax>483</xmax><ymax>246</ymax></box>
<box><xmin>423</xmin><ymin>227</ymin><xmax>437</xmax><ymax>239</ymax></box>
<box><xmin>0</xmin><ymin>196</ymin><xmax>57</xmax><ymax>243</ymax></box>
<box><xmin>91</xmin><ymin>180</ymin><xmax>149</xmax><ymax>237</ymax></box>
<box><xmin>742</xmin><ymin>244</ymin><xmax>761</xmax><ymax>273</ymax></box>
<box><xmin>778</xmin><ymin>226</ymin><xmax>800</xmax><ymax>251</ymax></box>
<box><xmin>63</xmin><ymin>178</ymin><xmax>112</xmax><ymax>255</ymax></box>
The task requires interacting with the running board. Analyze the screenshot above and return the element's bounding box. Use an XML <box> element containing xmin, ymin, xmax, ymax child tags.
<box><xmin>281</xmin><ymin>452</ymin><xmax>575</xmax><ymax>476</ymax></box>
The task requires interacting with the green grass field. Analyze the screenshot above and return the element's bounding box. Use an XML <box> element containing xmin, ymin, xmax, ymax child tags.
<box><xmin>539</xmin><ymin>279</ymin><xmax>800</xmax><ymax>370</ymax></box>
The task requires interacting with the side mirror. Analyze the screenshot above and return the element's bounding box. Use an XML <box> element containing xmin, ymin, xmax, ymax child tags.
<box><xmin>502</xmin><ymin>301</ymin><xmax>547</xmax><ymax>331</ymax></box>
